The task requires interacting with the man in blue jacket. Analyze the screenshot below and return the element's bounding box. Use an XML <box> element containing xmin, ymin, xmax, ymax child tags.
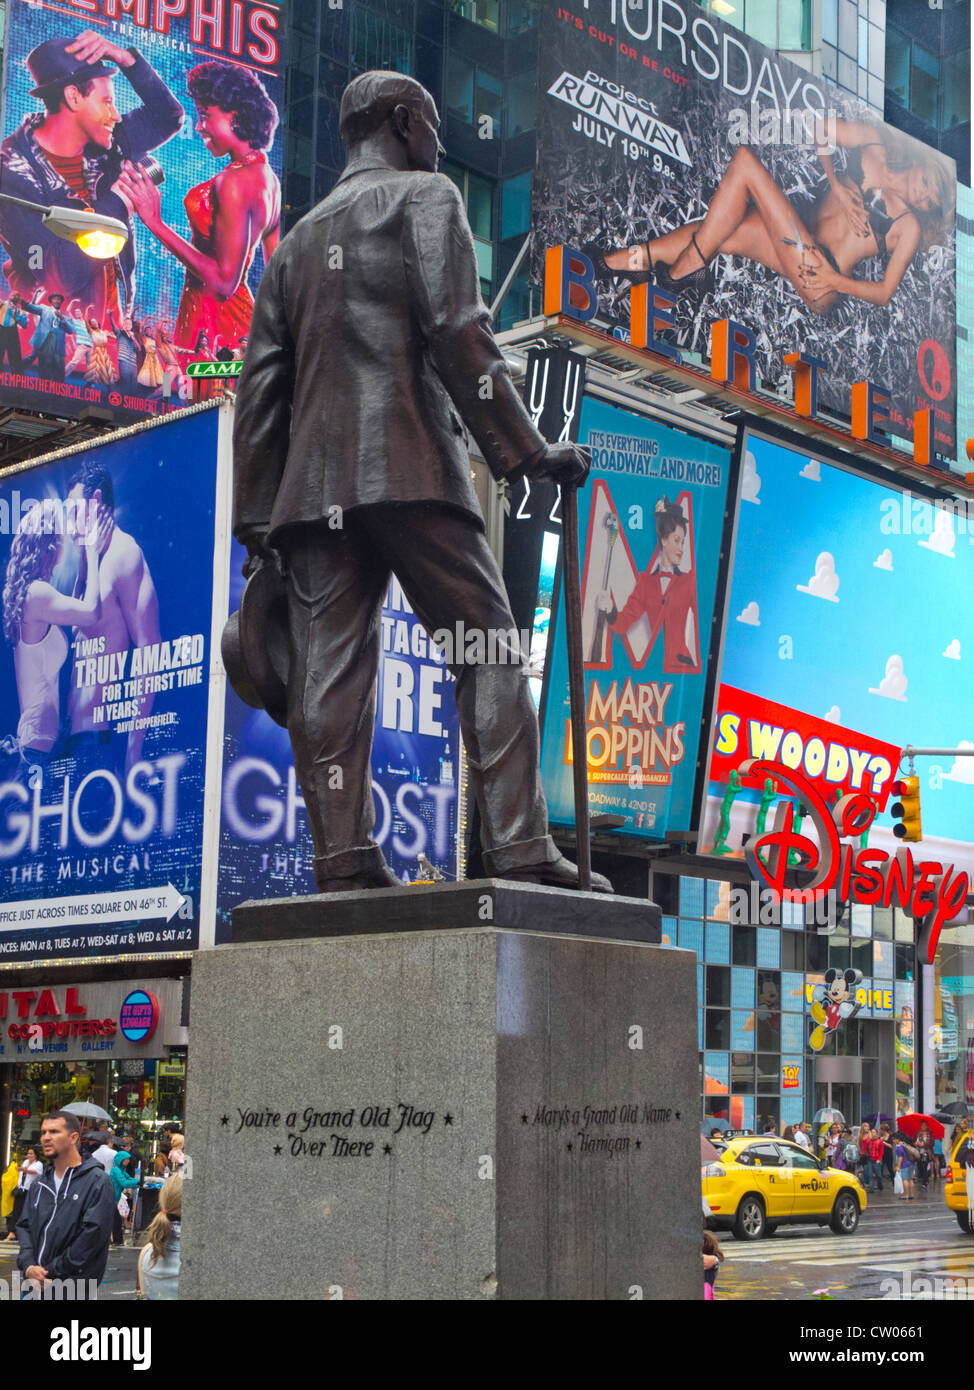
<box><xmin>22</xmin><ymin>289</ymin><xmax>70</xmax><ymax>380</ymax></box>
<box><xmin>0</xmin><ymin>28</ymin><xmax>183</xmax><ymax>323</ymax></box>
<box><xmin>16</xmin><ymin>1109</ymin><xmax>116</xmax><ymax>1298</ymax></box>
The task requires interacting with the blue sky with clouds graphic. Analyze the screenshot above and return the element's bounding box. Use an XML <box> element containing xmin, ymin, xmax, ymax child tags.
<box><xmin>721</xmin><ymin>435</ymin><xmax>974</xmax><ymax>841</ymax></box>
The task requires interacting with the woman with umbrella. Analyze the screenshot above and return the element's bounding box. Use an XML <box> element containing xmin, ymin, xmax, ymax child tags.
<box><xmin>825</xmin><ymin>1122</ymin><xmax>844</xmax><ymax>1169</ymax></box>
<box><xmin>897</xmin><ymin>1113</ymin><xmax>945</xmax><ymax>1191</ymax></box>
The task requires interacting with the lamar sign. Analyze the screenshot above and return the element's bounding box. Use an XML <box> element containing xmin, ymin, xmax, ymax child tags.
<box><xmin>741</xmin><ymin>758</ymin><xmax>969</xmax><ymax>964</ymax></box>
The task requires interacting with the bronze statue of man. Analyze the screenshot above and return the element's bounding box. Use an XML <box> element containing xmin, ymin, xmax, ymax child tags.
<box><xmin>232</xmin><ymin>70</ymin><xmax>610</xmax><ymax>895</ymax></box>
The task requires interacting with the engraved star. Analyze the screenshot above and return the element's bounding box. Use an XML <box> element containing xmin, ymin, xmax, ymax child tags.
<box><xmin>635</xmin><ymin>1140</ymin><xmax>642</xmax><ymax>1150</ymax></box>
<box><xmin>220</xmin><ymin>1115</ymin><xmax>229</xmax><ymax>1127</ymax></box>
<box><xmin>383</xmin><ymin>1144</ymin><xmax>392</xmax><ymax>1155</ymax></box>
<box><xmin>675</xmin><ymin>1112</ymin><xmax>681</xmax><ymax>1120</ymax></box>
<box><xmin>566</xmin><ymin>1142</ymin><xmax>573</xmax><ymax>1152</ymax></box>
<box><xmin>273</xmin><ymin>1144</ymin><xmax>282</xmax><ymax>1155</ymax></box>
<box><xmin>521</xmin><ymin>1114</ymin><xmax>528</xmax><ymax>1124</ymax></box>
<box><xmin>444</xmin><ymin>1113</ymin><xmax>454</xmax><ymax>1125</ymax></box>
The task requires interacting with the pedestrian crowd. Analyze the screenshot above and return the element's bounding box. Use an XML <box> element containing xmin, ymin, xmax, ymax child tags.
<box><xmin>1</xmin><ymin>1110</ymin><xmax>185</xmax><ymax>1299</ymax></box>
<box><xmin>702</xmin><ymin>1112</ymin><xmax>974</xmax><ymax>1301</ymax></box>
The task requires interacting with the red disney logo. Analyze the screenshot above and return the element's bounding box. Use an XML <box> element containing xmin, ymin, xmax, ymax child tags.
<box><xmin>742</xmin><ymin>759</ymin><xmax>968</xmax><ymax>963</ymax></box>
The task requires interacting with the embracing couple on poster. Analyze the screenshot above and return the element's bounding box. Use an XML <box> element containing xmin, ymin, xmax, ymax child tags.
<box><xmin>0</xmin><ymin>462</ymin><xmax>159</xmax><ymax>783</ymax></box>
<box><xmin>0</xmin><ymin>28</ymin><xmax>280</xmax><ymax>394</ymax></box>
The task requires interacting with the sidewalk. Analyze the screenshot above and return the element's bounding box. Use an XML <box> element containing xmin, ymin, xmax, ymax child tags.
<box><xmin>859</xmin><ymin>1180</ymin><xmax>943</xmax><ymax>1210</ymax></box>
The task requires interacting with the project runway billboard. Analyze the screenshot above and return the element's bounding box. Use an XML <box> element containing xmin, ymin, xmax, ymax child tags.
<box><xmin>0</xmin><ymin>0</ymin><xmax>283</xmax><ymax>426</ymax></box>
<box><xmin>533</xmin><ymin>1</ymin><xmax>957</xmax><ymax>455</ymax></box>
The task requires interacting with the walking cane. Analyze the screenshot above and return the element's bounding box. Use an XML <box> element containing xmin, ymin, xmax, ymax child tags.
<box><xmin>561</xmin><ymin>480</ymin><xmax>591</xmax><ymax>892</ymax></box>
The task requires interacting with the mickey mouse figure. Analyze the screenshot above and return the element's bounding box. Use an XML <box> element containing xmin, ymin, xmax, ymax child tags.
<box><xmin>809</xmin><ymin>968</ymin><xmax>863</xmax><ymax>1052</ymax></box>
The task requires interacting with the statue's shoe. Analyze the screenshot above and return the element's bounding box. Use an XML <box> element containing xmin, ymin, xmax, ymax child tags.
<box><xmin>316</xmin><ymin>866</ymin><xmax>401</xmax><ymax>893</ymax></box>
<box><xmin>502</xmin><ymin>854</ymin><xmax>614</xmax><ymax>894</ymax></box>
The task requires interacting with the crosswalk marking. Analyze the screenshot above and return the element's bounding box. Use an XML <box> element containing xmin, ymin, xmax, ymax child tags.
<box><xmin>728</xmin><ymin>1245</ymin><xmax>955</xmax><ymax>1267</ymax></box>
<box><xmin>783</xmin><ymin>1249</ymin><xmax>974</xmax><ymax>1269</ymax></box>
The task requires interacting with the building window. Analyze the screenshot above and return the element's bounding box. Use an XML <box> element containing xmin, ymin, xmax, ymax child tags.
<box><xmin>505</xmin><ymin>68</ymin><xmax>537</xmax><ymax>139</ymax></box>
<box><xmin>910</xmin><ymin>43</ymin><xmax>940</xmax><ymax>127</ymax></box>
<box><xmin>445</xmin><ymin>61</ymin><xmax>503</xmax><ymax>137</ymax></box>
<box><xmin>288</xmin><ymin>33</ymin><xmax>317</xmax><ymax>103</ymax></box>
<box><xmin>445</xmin><ymin>59</ymin><xmax>475</xmax><ymax>123</ymax></box>
<box><xmin>838</xmin><ymin>0</ymin><xmax>857</xmax><ymax>57</ymax></box>
<box><xmin>697</xmin><ymin>0</ymin><xmax>810</xmax><ymax>49</ymax></box>
<box><xmin>885</xmin><ymin>24</ymin><xmax>910</xmax><ymax>106</ymax></box>
<box><xmin>442</xmin><ymin>161</ymin><xmax>495</xmax><ymax>296</ymax></box>
<box><xmin>449</xmin><ymin>0</ymin><xmax>501</xmax><ymax>33</ymax></box>
<box><xmin>349</xmin><ymin>9</ymin><xmax>412</xmax><ymax>76</ymax></box>
<box><xmin>501</xmin><ymin>171</ymin><xmax>532</xmax><ymax>241</ymax></box>
<box><xmin>838</xmin><ymin>52</ymin><xmax>858</xmax><ymax>93</ymax></box>
<box><xmin>743</xmin><ymin>0</ymin><xmax>776</xmax><ymax>48</ymax></box>
<box><xmin>506</xmin><ymin>1</ymin><xmax>537</xmax><ymax>35</ymax></box>
<box><xmin>706</xmin><ymin>1010</ymin><xmax>731</xmax><ymax>1049</ymax></box>
<box><xmin>475</xmin><ymin>69</ymin><xmax>502</xmax><ymax>136</ymax></box>
<box><xmin>449</xmin><ymin>0</ymin><xmax>537</xmax><ymax>36</ymax></box>
<box><xmin>942</xmin><ymin>49</ymin><xmax>971</xmax><ymax>131</ymax></box>
<box><xmin>707</xmin><ymin>965</ymin><xmax>731</xmax><ymax>1008</ymax></box>
<box><xmin>442</xmin><ymin>161</ymin><xmax>495</xmax><ymax>240</ymax></box>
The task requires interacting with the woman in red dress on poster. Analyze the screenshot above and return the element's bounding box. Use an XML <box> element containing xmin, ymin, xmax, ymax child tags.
<box><xmin>596</xmin><ymin>497</ymin><xmax>700</xmax><ymax>675</ymax></box>
<box><xmin>114</xmin><ymin>60</ymin><xmax>280</xmax><ymax>356</ymax></box>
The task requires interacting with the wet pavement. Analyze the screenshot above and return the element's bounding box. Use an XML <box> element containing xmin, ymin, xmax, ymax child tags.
<box><xmin>0</xmin><ymin>1235</ymin><xmax>142</xmax><ymax>1300</ymax></box>
<box><xmin>4</xmin><ymin>1182</ymin><xmax>971</xmax><ymax>1303</ymax></box>
<box><xmin>716</xmin><ymin>1181</ymin><xmax>974</xmax><ymax>1300</ymax></box>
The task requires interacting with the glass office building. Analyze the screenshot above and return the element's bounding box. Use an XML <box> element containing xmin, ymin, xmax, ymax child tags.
<box><xmin>655</xmin><ymin>873</ymin><xmax>917</xmax><ymax>1134</ymax></box>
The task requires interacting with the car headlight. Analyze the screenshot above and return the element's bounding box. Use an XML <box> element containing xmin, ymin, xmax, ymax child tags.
<box><xmin>703</xmin><ymin>1163</ymin><xmax>726</xmax><ymax>1178</ymax></box>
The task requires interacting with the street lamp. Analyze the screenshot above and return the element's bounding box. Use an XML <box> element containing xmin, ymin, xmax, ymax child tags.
<box><xmin>0</xmin><ymin>192</ymin><xmax>128</xmax><ymax>260</ymax></box>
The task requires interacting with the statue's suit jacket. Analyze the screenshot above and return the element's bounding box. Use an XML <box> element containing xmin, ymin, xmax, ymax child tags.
<box><xmin>233</xmin><ymin>156</ymin><xmax>548</xmax><ymax>544</ymax></box>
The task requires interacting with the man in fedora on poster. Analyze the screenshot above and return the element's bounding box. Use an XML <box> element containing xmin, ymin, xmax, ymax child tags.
<box><xmin>0</xmin><ymin>29</ymin><xmax>183</xmax><ymax>321</ymax></box>
<box><xmin>230</xmin><ymin>70</ymin><xmax>611</xmax><ymax>896</ymax></box>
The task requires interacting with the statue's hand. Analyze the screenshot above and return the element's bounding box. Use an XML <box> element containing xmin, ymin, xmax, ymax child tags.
<box><xmin>527</xmin><ymin>443</ymin><xmax>591</xmax><ymax>488</ymax></box>
<box><xmin>239</xmin><ymin>525</ymin><xmax>273</xmax><ymax>580</ymax></box>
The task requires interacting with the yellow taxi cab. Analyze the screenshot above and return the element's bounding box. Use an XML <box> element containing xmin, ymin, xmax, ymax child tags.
<box><xmin>702</xmin><ymin>1135</ymin><xmax>867</xmax><ymax>1240</ymax></box>
<box><xmin>943</xmin><ymin>1129</ymin><xmax>974</xmax><ymax>1232</ymax></box>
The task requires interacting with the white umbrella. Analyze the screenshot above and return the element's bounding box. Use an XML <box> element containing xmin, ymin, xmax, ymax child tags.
<box><xmin>813</xmin><ymin>1107</ymin><xmax>846</xmax><ymax>1125</ymax></box>
<box><xmin>61</xmin><ymin>1101</ymin><xmax>110</xmax><ymax>1121</ymax></box>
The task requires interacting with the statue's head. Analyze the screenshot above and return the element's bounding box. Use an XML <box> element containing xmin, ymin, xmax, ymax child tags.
<box><xmin>339</xmin><ymin>70</ymin><xmax>444</xmax><ymax>173</ymax></box>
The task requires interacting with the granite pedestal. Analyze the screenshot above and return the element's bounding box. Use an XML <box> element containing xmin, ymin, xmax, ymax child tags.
<box><xmin>180</xmin><ymin>882</ymin><xmax>699</xmax><ymax>1300</ymax></box>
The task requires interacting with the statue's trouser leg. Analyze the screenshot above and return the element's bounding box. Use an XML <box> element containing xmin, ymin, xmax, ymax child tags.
<box><xmin>361</xmin><ymin>505</ymin><xmax>560</xmax><ymax>876</ymax></box>
<box><xmin>280</xmin><ymin>506</ymin><xmax>560</xmax><ymax>886</ymax></box>
<box><xmin>281</xmin><ymin>523</ymin><xmax>391</xmax><ymax>885</ymax></box>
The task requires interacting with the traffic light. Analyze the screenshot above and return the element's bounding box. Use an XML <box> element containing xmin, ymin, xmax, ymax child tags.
<box><xmin>891</xmin><ymin>776</ymin><xmax>922</xmax><ymax>842</ymax></box>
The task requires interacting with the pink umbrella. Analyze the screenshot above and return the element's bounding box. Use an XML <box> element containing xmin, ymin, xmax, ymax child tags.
<box><xmin>701</xmin><ymin>1135</ymin><xmax>722</xmax><ymax>1164</ymax></box>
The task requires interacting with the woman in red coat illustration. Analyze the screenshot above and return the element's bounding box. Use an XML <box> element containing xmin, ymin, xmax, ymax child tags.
<box><xmin>595</xmin><ymin>497</ymin><xmax>700</xmax><ymax>674</ymax></box>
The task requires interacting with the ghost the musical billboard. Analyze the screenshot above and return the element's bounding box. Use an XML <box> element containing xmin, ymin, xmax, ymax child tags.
<box><xmin>0</xmin><ymin>0</ymin><xmax>283</xmax><ymax>424</ymax></box>
<box><xmin>0</xmin><ymin>408</ymin><xmax>218</xmax><ymax>961</ymax></box>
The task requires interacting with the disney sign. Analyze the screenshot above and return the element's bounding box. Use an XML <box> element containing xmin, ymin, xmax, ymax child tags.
<box><xmin>741</xmin><ymin>759</ymin><xmax>969</xmax><ymax>964</ymax></box>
